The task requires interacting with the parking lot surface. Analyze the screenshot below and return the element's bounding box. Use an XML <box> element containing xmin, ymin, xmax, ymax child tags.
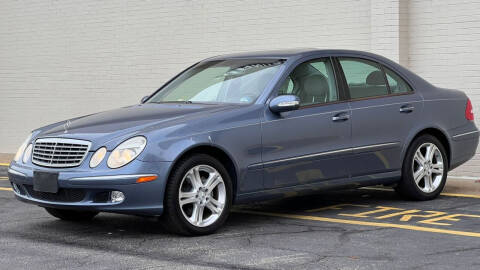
<box><xmin>1</xmin><ymin>164</ymin><xmax>479</xmax><ymax>270</ymax></box>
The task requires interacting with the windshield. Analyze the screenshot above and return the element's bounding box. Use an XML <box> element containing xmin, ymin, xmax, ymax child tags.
<box><xmin>147</xmin><ymin>59</ymin><xmax>285</xmax><ymax>104</ymax></box>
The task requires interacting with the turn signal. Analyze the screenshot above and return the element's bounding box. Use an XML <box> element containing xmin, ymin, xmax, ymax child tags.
<box><xmin>136</xmin><ymin>175</ymin><xmax>158</xmax><ymax>183</ymax></box>
<box><xmin>90</xmin><ymin>147</ymin><xmax>107</xmax><ymax>168</ymax></box>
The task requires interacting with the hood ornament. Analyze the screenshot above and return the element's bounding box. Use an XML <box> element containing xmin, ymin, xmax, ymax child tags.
<box><xmin>63</xmin><ymin>120</ymin><xmax>72</xmax><ymax>133</ymax></box>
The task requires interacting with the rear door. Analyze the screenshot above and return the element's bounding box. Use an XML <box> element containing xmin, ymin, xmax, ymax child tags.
<box><xmin>261</xmin><ymin>57</ymin><xmax>352</xmax><ymax>189</ymax></box>
<box><xmin>335</xmin><ymin>57</ymin><xmax>422</xmax><ymax>177</ymax></box>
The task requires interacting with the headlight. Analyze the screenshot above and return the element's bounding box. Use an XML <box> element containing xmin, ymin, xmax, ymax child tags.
<box><xmin>22</xmin><ymin>144</ymin><xmax>33</xmax><ymax>163</ymax></box>
<box><xmin>14</xmin><ymin>134</ymin><xmax>32</xmax><ymax>162</ymax></box>
<box><xmin>90</xmin><ymin>147</ymin><xmax>107</xmax><ymax>168</ymax></box>
<box><xmin>107</xmin><ymin>136</ymin><xmax>147</xmax><ymax>169</ymax></box>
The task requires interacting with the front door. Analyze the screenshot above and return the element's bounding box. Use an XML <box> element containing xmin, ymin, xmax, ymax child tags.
<box><xmin>261</xmin><ymin>57</ymin><xmax>352</xmax><ymax>189</ymax></box>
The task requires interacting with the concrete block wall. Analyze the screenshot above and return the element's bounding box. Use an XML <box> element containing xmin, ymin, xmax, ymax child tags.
<box><xmin>0</xmin><ymin>0</ymin><xmax>479</xmax><ymax>177</ymax></box>
<box><xmin>407</xmin><ymin>0</ymin><xmax>480</xmax><ymax>176</ymax></box>
<box><xmin>0</xmin><ymin>0</ymin><xmax>371</xmax><ymax>150</ymax></box>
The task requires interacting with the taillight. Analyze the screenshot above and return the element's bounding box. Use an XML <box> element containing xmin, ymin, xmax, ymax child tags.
<box><xmin>466</xmin><ymin>99</ymin><xmax>474</xmax><ymax>121</ymax></box>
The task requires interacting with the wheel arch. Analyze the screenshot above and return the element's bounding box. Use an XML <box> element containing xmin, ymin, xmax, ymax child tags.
<box><xmin>405</xmin><ymin>127</ymin><xmax>451</xmax><ymax>167</ymax></box>
<box><xmin>167</xmin><ymin>144</ymin><xmax>239</xmax><ymax>201</ymax></box>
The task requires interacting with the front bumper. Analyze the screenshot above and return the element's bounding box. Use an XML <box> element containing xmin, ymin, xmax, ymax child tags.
<box><xmin>8</xmin><ymin>159</ymin><xmax>173</xmax><ymax>216</ymax></box>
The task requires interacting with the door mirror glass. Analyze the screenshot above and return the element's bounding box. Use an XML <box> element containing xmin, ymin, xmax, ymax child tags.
<box><xmin>140</xmin><ymin>96</ymin><xmax>149</xmax><ymax>103</ymax></box>
<box><xmin>269</xmin><ymin>95</ymin><xmax>300</xmax><ymax>113</ymax></box>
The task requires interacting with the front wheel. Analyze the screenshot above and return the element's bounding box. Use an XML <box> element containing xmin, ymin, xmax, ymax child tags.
<box><xmin>161</xmin><ymin>154</ymin><xmax>233</xmax><ymax>235</ymax></box>
<box><xmin>396</xmin><ymin>134</ymin><xmax>448</xmax><ymax>200</ymax></box>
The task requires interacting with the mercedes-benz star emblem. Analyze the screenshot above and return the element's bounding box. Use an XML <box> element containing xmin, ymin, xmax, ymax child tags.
<box><xmin>63</xmin><ymin>120</ymin><xmax>72</xmax><ymax>133</ymax></box>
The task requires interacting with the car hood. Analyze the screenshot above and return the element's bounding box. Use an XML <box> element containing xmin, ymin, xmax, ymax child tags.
<box><xmin>34</xmin><ymin>103</ymin><xmax>240</xmax><ymax>149</ymax></box>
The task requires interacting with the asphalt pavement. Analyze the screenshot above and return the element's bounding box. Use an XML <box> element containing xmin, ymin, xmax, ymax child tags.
<box><xmin>1</xmin><ymin>164</ymin><xmax>479</xmax><ymax>270</ymax></box>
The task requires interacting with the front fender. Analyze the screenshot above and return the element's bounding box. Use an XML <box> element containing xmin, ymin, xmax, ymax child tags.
<box><xmin>138</xmin><ymin>121</ymin><xmax>263</xmax><ymax>195</ymax></box>
<box><xmin>140</xmin><ymin>133</ymin><xmax>228</xmax><ymax>162</ymax></box>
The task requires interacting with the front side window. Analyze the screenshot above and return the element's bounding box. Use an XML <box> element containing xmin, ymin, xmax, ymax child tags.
<box><xmin>339</xmin><ymin>58</ymin><xmax>389</xmax><ymax>99</ymax></box>
<box><xmin>384</xmin><ymin>67</ymin><xmax>413</xmax><ymax>94</ymax></box>
<box><xmin>147</xmin><ymin>59</ymin><xmax>284</xmax><ymax>104</ymax></box>
<box><xmin>278</xmin><ymin>58</ymin><xmax>338</xmax><ymax>106</ymax></box>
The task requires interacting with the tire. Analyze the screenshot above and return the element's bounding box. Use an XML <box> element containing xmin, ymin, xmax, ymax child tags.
<box><xmin>161</xmin><ymin>154</ymin><xmax>233</xmax><ymax>236</ymax></box>
<box><xmin>396</xmin><ymin>134</ymin><xmax>448</xmax><ymax>200</ymax></box>
<box><xmin>44</xmin><ymin>207</ymin><xmax>98</xmax><ymax>221</ymax></box>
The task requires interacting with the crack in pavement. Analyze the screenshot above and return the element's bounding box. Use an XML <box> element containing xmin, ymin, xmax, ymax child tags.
<box><xmin>0</xmin><ymin>229</ymin><xmax>273</xmax><ymax>270</ymax></box>
<box><xmin>426</xmin><ymin>246</ymin><xmax>480</xmax><ymax>256</ymax></box>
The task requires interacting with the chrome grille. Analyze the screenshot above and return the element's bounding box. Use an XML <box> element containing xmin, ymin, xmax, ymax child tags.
<box><xmin>32</xmin><ymin>138</ymin><xmax>91</xmax><ymax>168</ymax></box>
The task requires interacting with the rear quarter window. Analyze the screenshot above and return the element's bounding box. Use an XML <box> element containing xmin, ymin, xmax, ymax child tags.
<box><xmin>384</xmin><ymin>67</ymin><xmax>413</xmax><ymax>94</ymax></box>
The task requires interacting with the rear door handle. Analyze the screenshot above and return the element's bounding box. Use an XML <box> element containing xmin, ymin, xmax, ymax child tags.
<box><xmin>332</xmin><ymin>113</ymin><xmax>350</xmax><ymax>122</ymax></box>
<box><xmin>400</xmin><ymin>105</ymin><xmax>414</xmax><ymax>113</ymax></box>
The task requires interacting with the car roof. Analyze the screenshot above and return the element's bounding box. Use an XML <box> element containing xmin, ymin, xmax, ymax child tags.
<box><xmin>200</xmin><ymin>49</ymin><xmax>435</xmax><ymax>98</ymax></box>
<box><xmin>205</xmin><ymin>48</ymin><xmax>384</xmax><ymax>61</ymax></box>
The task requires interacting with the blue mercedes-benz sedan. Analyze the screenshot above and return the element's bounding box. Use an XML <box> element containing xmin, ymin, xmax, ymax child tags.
<box><xmin>8</xmin><ymin>49</ymin><xmax>479</xmax><ymax>235</ymax></box>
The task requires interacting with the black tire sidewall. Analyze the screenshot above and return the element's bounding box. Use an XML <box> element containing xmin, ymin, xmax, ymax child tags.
<box><xmin>400</xmin><ymin>134</ymin><xmax>448</xmax><ymax>200</ymax></box>
<box><xmin>163</xmin><ymin>154</ymin><xmax>233</xmax><ymax>235</ymax></box>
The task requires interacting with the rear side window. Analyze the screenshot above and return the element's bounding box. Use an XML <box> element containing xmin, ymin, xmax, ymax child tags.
<box><xmin>278</xmin><ymin>58</ymin><xmax>338</xmax><ymax>106</ymax></box>
<box><xmin>384</xmin><ymin>67</ymin><xmax>413</xmax><ymax>94</ymax></box>
<box><xmin>338</xmin><ymin>58</ymin><xmax>389</xmax><ymax>99</ymax></box>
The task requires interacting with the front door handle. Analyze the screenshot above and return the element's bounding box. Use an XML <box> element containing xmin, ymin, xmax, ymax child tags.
<box><xmin>400</xmin><ymin>105</ymin><xmax>414</xmax><ymax>113</ymax></box>
<box><xmin>332</xmin><ymin>113</ymin><xmax>350</xmax><ymax>122</ymax></box>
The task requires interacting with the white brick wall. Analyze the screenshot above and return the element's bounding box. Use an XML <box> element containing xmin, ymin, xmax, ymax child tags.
<box><xmin>0</xmin><ymin>0</ymin><xmax>479</xmax><ymax>177</ymax></box>
<box><xmin>0</xmin><ymin>0</ymin><xmax>371</xmax><ymax>151</ymax></box>
<box><xmin>370</xmin><ymin>0</ymin><xmax>401</xmax><ymax>63</ymax></box>
<box><xmin>407</xmin><ymin>0</ymin><xmax>480</xmax><ymax>176</ymax></box>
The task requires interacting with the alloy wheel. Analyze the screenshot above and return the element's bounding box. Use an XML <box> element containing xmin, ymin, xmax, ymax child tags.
<box><xmin>412</xmin><ymin>143</ymin><xmax>444</xmax><ymax>193</ymax></box>
<box><xmin>178</xmin><ymin>165</ymin><xmax>226</xmax><ymax>227</ymax></box>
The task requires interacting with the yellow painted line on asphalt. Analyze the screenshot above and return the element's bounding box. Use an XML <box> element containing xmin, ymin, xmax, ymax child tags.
<box><xmin>0</xmin><ymin>163</ymin><xmax>10</xmax><ymax>166</ymax></box>
<box><xmin>361</xmin><ymin>187</ymin><xmax>480</xmax><ymax>199</ymax></box>
<box><xmin>0</xmin><ymin>187</ymin><xmax>12</xmax><ymax>191</ymax></box>
<box><xmin>237</xmin><ymin>210</ymin><xmax>480</xmax><ymax>238</ymax></box>
<box><xmin>0</xmin><ymin>177</ymin><xmax>8</xmax><ymax>181</ymax></box>
<box><xmin>441</xmin><ymin>192</ymin><xmax>480</xmax><ymax>199</ymax></box>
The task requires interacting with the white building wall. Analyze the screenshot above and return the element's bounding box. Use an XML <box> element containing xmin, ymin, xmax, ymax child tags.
<box><xmin>407</xmin><ymin>0</ymin><xmax>480</xmax><ymax>176</ymax></box>
<box><xmin>0</xmin><ymin>0</ymin><xmax>371</xmax><ymax>152</ymax></box>
<box><xmin>0</xmin><ymin>0</ymin><xmax>479</xmax><ymax>177</ymax></box>
<box><xmin>370</xmin><ymin>0</ymin><xmax>402</xmax><ymax>63</ymax></box>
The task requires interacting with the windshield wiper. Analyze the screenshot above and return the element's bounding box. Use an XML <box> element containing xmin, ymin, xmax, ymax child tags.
<box><xmin>149</xmin><ymin>100</ymin><xmax>228</xmax><ymax>105</ymax></box>
<box><xmin>149</xmin><ymin>101</ymin><xmax>193</xmax><ymax>104</ymax></box>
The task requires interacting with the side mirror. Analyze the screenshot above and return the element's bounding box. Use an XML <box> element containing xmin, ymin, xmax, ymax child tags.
<box><xmin>140</xmin><ymin>96</ymin><xmax>149</xmax><ymax>103</ymax></box>
<box><xmin>269</xmin><ymin>95</ymin><xmax>300</xmax><ymax>113</ymax></box>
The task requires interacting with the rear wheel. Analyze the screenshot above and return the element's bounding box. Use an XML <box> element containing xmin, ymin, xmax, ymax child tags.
<box><xmin>396</xmin><ymin>134</ymin><xmax>448</xmax><ymax>200</ymax></box>
<box><xmin>161</xmin><ymin>154</ymin><xmax>232</xmax><ymax>236</ymax></box>
<box><xmin>44</xmin><ymin>207</ymin><xmax>98</xmax><ymax>221</ymax></box>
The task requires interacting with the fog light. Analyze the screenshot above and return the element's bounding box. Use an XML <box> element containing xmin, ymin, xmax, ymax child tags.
<box><xmin>110</xmin><ymin>191</ymin><xmax>125</xmax><ymax>203</ymax></box>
